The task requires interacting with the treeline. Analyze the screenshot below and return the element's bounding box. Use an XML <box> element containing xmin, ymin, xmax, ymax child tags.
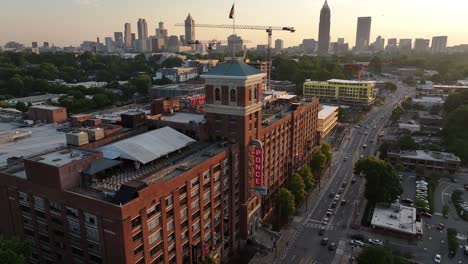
<box><xmin>443</xmin><ymin>90</ymin><xmax>468</xmax><ymax>163</ymax></box>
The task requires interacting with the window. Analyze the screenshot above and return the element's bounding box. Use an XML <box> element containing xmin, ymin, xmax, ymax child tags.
<box><xmin>191</xmin><ymin>188</ymin><xmax>199</xmax><ymax>198</ymax></box>
<box><xmin>168</xmin><ymin>233</ymin><xmax>175</xmax><ymax>242</ymax></box>
<box><xmin>167</xmin><ymin>220</ymin><xmax>174</xmax><ymax>231</ymax></box>
<box><xmin>148</xmin><ymin>217</ymin><xmax>160</xmax><ymax>231</ymax></box>
<box><xmin>191</xmin><ymin>200</ymin><xmax>199</xmax><ymax>209</ymax></box>
<box><xmin>131</xmin><ymin>216</ymin><xmax>141</xmax><ymax>229</ymax></box>
<box><xmin>181</xmin><ymin>230</ymin><xmax>188</xmax><ymax>240</ymax></box>
<box><xmin>166</xmin><ymin>196</ymin><xmax>173</xmax><ymax>207</ymax></box>
<box><xmin>66</xmin><ymin>207</ymin><xmax>78</xmax><ymax>218</ymax></box>
<box><xmin>133</xmin><ymin>244</ymin><xmax>144</xmax><ymax>255</ymax></box>
<box><xmin>214</xmin><ymin>88</ymin><xmax>221</xmax><ymax>101</ymax></box>
<box><xmin>149</xmin><ymin>230</ymin><xmax>161</xmax><ymax>244</ymax></box>
<box><xmin>230</xmin><ymin>89</ymin><xmax>236</xmax><ymax>102</ymax></box>
<box><xmin>166</xmin><ymin>209</ymin><xmax>174</xmax><ymax>218</ymax></box>
<box><xmin>86</xmin><ymin>227</ymin><xmax>99</xmax><ymax>241</ymax></box>
<box><xmin>150</xmin><ymin>243</ymin><xmax>163</xmax><ymax>256</ymax></box>
<box><xmin>203</xmin><ymin>170</ymin><xmax>210</xmax><ymax>181</ymax></box>
<box><xmin>203</xmin><ymin>191</ymin><xmax>211</xmax><ymax>201</ymax></box>
<box><xmin>248</xmin><ymin>88</ymin><xmax>252</xmax><ymax>101</ymax></box>
<box><xmin>49</xmin><ymin>201</ymin><xmax>62</xmax><ymax>212</ymax></box>
<box><xmin>33</xmin><ymin>196</ymin><xmax>44</xmax><ymax>210</ymax></box>
<box><xmin>147</xmin><ymin>204</ymin><xmax>161</xmax><ymax>218</ymax></box>
<box><xmin>68</xmin><ymin>219</ymin><xmax>80</xmax><ymax>234</ymax></box>
<box><xmin>254</xmin><ymin>86</ymin><xmax>258</xmax><ymax>101</ymax></box>
<box><xmin>180</xmin><ymin>208</ymin><xmax>187</xmax><ymax>218</ymax></box>
<box><xmin>19</xmin><ymin>192</ymin><xmax>28</xmax><ymax>203</ymax></box>
<box><xmin>192</xmin><ymin>221</ymin><xmax>200</xmax><ymax>231</ymax></box>
<box><xmin>191</xmin><ymin>177</ymin><xmax>199</xmax><ymax>187</ymax></box>
<box><xmin>84</xmin><ymin>213</ymin><xmax>97</xmax><ymax>226</ymax></box>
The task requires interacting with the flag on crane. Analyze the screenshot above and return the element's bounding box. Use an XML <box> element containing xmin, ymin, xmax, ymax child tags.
<box><xmin>229</xmin><ymin>4</ymin><xmax>235</xmax><ymax>19</ymax></box>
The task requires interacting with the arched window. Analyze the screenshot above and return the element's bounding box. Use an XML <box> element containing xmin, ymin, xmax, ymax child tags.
<box><xmin>230</xmin><ymin>89</ymin><xmax>236</xmax><ymax>102</ymax></box>
<box><xmin>254</xmin><ymin>86</ymin><xmax>258</xmax><ymax>101</ymax></box>
<box><xmin>215</xmin><ymin>88</ymin><xmax>221</xmax><ymax>101</ymax></box>
<box><xmin>248</xmin><ymin>88</ymin><xmax>252</xmax><ymax>102</ymax></box>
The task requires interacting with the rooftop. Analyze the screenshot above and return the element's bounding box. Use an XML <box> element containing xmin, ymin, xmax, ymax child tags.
<box><xmin>327</xmin><ymin>79</ymin><xmax>375</xmax><ymax>84</ymax></box>
<box><xmin>30</xmin><ymin>105</ymin><xmax>64</xmax><ymax>110</ymax></box>
<box><xmin>161</xmin><ymin>112</ymin><xmax>205</xmax><ymax>124</ymax></box>
<box><xmin>371</xmin><ymin>203</ymin><xmax>420</xmax><ymax>236</ymax></box>
<box><xmin>318</xmin><ymin>105</ymin><xmax>339</xmax><ymax>119</ymax></box>
<box><xmin>392</xmin><ymin>150</ymin><xmax>461</xmax><ymax>162</ymax></box>
<box><xmin>4</xmin><ymin>94</ymin><xmax>63</xmax><ymax>103</ymax></box>
<box><xmin>202</xmin><ymin>59</ymin><xmax>262</xmax><ymax>77</ymax></box>
<box><xmin>27</xmin><ymin>148</ymin><xmax>94</xmax><ymax>167</ymax></box>
<box><xmin>150</xmin><ymin>83</ymin><xmax>205</xmax><ymax>91</ymax></box>
<box><xmin>98</xmin><ymin>126</ymin><xmax>196</xmax><ymax>164</ymax></box>
<box><xmin>0</xmin><ymin>123</ymin><xmax>66</xmax><ymax>165</ymax></box>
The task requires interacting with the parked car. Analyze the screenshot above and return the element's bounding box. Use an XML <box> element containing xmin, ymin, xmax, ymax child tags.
<box><xmin>350</xmin><ymin>240</ymin><xmax>365</xmax><ymax>247</ymax></box>
<box><xmin>322</xmin><ymin>218</ymin><xmax>329</xmax><ymax>225</ymax></box>
<box><xmin>331</xmin><ymin>202</ymin><xmax>337</xmax><ymax>208</ymax></box>
<box><xmin>434</xmin><ymin>254</ymin><xmax>441</xmax><ymax>263</ymax></box>
<box><xmin>342</xmin><ymin>182</ymin><xmax>347</xmax><ymax>187</ymax></box>
<box><xmin>321</xmin><ymin>237</ymin><xmax>329</xmax><ymax>245</ymax></box>
<box><xmin>350</xmin><ymin>234</ymin><xmax>365</xmax><ymax>241</ymax></box>
<box><xmin>319</xmin><ymin>226</ymin><xmax>325</xmax><ymax>236</ymax></box>
<box><xmin>351</xmin><ymin>178</ymin><xmax>357</xmax><ymax>184</ymax></box>
<box><xmin>368</xmin><ymin>239</ymin><xmax>384</xmax><ymax>246</ymax></box>
<box><xmin>338</xmin><ymin>188</ymin><xmax>344</xmax><ymax>194</ymax></box>
<box><xmin>341</xmin><ymin>199</ymin><xmax>347</xmax><ymax>205</ymax></box>
<box><xmin>328</xmin><ymin>242</ymin><xmax>337</xmax><ymax>251</ymax></box>
<box><xmin>329</xmin><ymin>192</ymin><xmax>335</xmax><ymax>198</ymax></box>
<box><xmin>334</xmin><ymin>195</ymin><xmax>341</xmax><ymax>200</ymax></box>
<box><xmin>421</xmin><ymin>212</ymin><xmax>432</xmax><ymax>218</ymax></box>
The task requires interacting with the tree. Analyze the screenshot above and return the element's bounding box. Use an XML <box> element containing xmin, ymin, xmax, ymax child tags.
<box><xmin>131</xmin><ymin>73</ymin><xmax>152</xmax><ymax>95</ymax></box>
<box><xmin>297</xmin><ymin>165</ymin><xmax>314</xmax><ymax>191</ymax></box>
<box><xmin>354</xmin><ymin>157</ymin><xmax>402</xmax><ymax>205</ymax></box>
<box><xmin>378</xmin><ymin>140</ymin><xmax>396</xmax><ymax>159</ymax></box>
<box><xmin>414</xmin><ymin>198</ymin><xmax>428</xmax><ymax>208</ymax></box>
<box><xmin>288</xmin><ymin>173</ymin><xmax>306</xmax><ymax>205</ymax></box>
<box><xmin>397</xmin><ymin>135</ymin><xmax>419</xmax><ymax>150</ymax></box>
<box><xmin>338</xmin><ymin>107</ymin><xmax>349</xmax><ymax>122</ymax></box>
<box><xmin>447</xmin><ymin>228</ymin><xmax>458</xmax><ymax>257</ymax></box>
<box><xmin>14</xmin><ymin>102</ymin><xmax>28</xmax><ymax>112</ymax></box>
<box><xmin>39</xmin><ymin>63</ymin><xmax>59</xmax><ymax>80</ymax></box>
<box><xmin>357</xmin><ymin>246</ymin><xmax>409</xmax><ymax>264</ymax></box>
<box><xmin>93</xmin><ymin>94</ymin><xmax>111</xmax><ymax>108</ymax></box>
<box><xmin>390</xmin><ymin>106</ymin><xmax>404</xmax><ymax>123</ymax></box>
<box><xmin>310</xmin><ymin>150</ymin><xmax>327</xmax><ymax>175</ymax></box>
<box><xmin>0</xmin><ymin>235</ymin><xmax>32</xmax><ymax>264</ymax></box>
<box><xmin>7</xmin><ymin>75</ymin><xmax>25</xmax><ymax>97</ymax></box>
<box><xmin>444</xmin><ymin>105</ymin><xmax>468</xmax><ymax>162</ymax></box>
<box><xmin>320</xmin><ymin>143</ymin><xmax>333</xmax><ymax>165</ymax></box>
<box><xmin>200</xmin><ymin>254</ymin><xmax>217</xmax><ymax>264</ymax></box>
<box><xmin>161</xmin><ymin>57</ymin><xmax>183</xmax><ymax>68</ymax></box>
<box><xmin>384</xmin><ymin>82</ymin><xmax>397</xmax><ymax>92</ymax></box>
<box><xmin>369</xmin><ymin>56</ymin><xmax>382</xmax><ymax>74</ymax></box>
<box><xmin>275</xmin><ymin>188</ymin><xmax>295</xmax><ymax>224</ymax></box>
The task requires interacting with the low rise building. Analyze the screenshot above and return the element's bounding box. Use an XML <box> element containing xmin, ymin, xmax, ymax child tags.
<box><xmin>149</xmin><ymin>83</ymin><xmax>205</xmax><ymax>99</ymax></box>
<box><xmin>398</xmin><ymin>123</ymin><xmax>421</xmax><ymax>133</ymax></box>
<box><xmin>303</xmin><ymin>79</ymin><xmax>375</xmax><ymax>106</ymax></box>
<box><xmin>371</xmin><ymin>203</ymin><xmax>422</xmax><ymax>238</ymax></box>
<box><xmin>269</xmin><ymin>80</ymin><xmax>296</xmax><ymax>93</ymax></box>
<box><xmin>154</xmin><ymin>67</ymin><xmax>199</xmax><ymax>83</ymax></box>
<box><xmin>317</xmin><ymin>105</ymin><xmax>339</xmax><ymax>140</ymax></box>
<box><xmin>5</xmin><ymin>94</ymin><xmax>64</xmax><ymax>106</ymax></box>
<box><xmin>412</xmin><ymin>96</ymin><xmax>445</xmax><ymax>109</ymax></box>
<box><xmin>387</xmin><ymin>150</ymin><xmax>461</xmax><ymax>173</ymax></box>
<box><xmin>28</xmin><ymin>105</ymin><xmax>67</xmax><ymax>123</ymax></box>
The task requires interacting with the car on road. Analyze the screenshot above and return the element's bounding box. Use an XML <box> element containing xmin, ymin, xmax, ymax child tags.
<box><xmin>401</xmin><ymin>198</ymin><xmax>413</xmax><ymax>204</ymax></box>
<box><xmin>434</xmin><ymin>254</ymin><xmax>441</xmax><ymax>263</ymax></box>
<box><xmin>318</xmin><ymin>226</ymin><xmax>325</xmax><ymax>236</ymax></box>
<box><xmin>331</xmin><ymin>201</ymin><xmax>337</xmax><ymax>208</ymax></box>
<box><xmin>326</xmin><ymin>211</ymin><xmax>332</xmax><ymax>217</ymax></box>
<box><xmin>344</xmin><ymin>156</ymin><xmax>348</xmax><ymax>161</ymax></box>
<box><xmin>436</xmin><ymin>223</ymin><xmax>445</xmax><ymax>230</ymax></box>
<box><xmin>341</xmin><ymin>199</ymin><xmax>347</xmax><ymax>205</ymax></box>
<box><xmin>350</xmin><ymin>240</ymin><xmax>365</xmax><ymax>247</ymax></box>
<box><xmin>322</xmin><ymin>218</ymin><xmax>329</xmax><ymax>225</ymax></box>
<box><xmin>321</xmin><ymin>237</ymin><xmax>329</xmax><ymax>245</ymax></box>
<box><xmin>368</xmin><ymin>238</ymin><xmax>384</xmax><ymax>246</ymax></box>
<box><xmin>328</xmin><ymin>242</ymin><xmax>337</xmax><ymax>251</ymax></box>
<box><xmin>342</xmin><ymin>182</ymin><xmax>347</xmax><ymax>187</ymax></box>
<box><xmin>338</xmin><ymin>188</ymin><xmax>344</xmax><ymax>194</ymax></box>
<box><xmin>334</xmin><ymin>194</ymin><xmax>341</xmax><ymax>200</ymax></box>
<box><xmin>421</xmin><ymin>212</ymin><xmax>432</xmax><ymax>218</ymax></box>
<box><xmin>451</xmin><ymin>177</ymin><xmax>458</xmax><ymax>183</ymax></box>
<box><xmin>351</xmin><ymin>178</ymin><xmax>357</xmax><ymax>184</ymax></box>
<box><xmin>329</xmin><ymin>192</ymin><xmax>335</xmax><ymax>198</ymax></box>
<box><xmin>364</xmin><ymin>131</ymin><xmax>368</xmax><ymax>135</ymax></box>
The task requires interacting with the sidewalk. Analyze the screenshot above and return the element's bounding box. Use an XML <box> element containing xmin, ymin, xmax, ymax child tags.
<box><xmin>249</xmin><ymin>168</ymin><xmax>334</xmax><ymax>264</ymax></box>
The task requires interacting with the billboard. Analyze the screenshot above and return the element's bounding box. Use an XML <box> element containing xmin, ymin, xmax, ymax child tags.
<box><xmin>251</xmin><ymin>139</ymin><xmax>267</xmax><ymax>196</ymax></box>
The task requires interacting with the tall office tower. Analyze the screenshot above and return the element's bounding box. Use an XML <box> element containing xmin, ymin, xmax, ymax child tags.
<box><xmin>156</xmin><ymin>21</ymin><xmax>168</xmax><ymax>40</ymax></box>
<box><xmin>318</xmin><ymin>1</ymin><xmax>331</xmax><ymax>54</ymax></box>
<box><xmin>185</xmin><ymin>14</ymin><xmax>195</xmax><ymax>44</ymax></box>
<box><xmin>374</xmin><ymin>36</ymin><xmax>384</xmax><ymax>52</ymax></box>
<box><xmin>180</xmin><ymin>35</ymin><xmax>185</xmax><ymax>45</ymax></box>
<box><xmin>337</xmin><ymin>38</ymin><xmax>344</xmax><ymax>45</ymax></box>
<box><xmin>431</xmin><ymin>36</ymin><xmax>448</xmax><ymax>53</ymax></box>
<box><xmin>131</xmin><ymin>33</ymin><xmax>136</xmax><ymax>42</ymax></box>
<box><xmin>274</xmin><ymin>39</ymin><xmax>284</xmax><ymax>50</ymax></box>
<box><xmin>104</xmin><ymin>37</ymin><xmax>114</xmax><ymax>53</ymax></box>
<box><xmin>399</xmin><ymin>39</ymin><xmax>412</xmax><ymax>52</ymax></box>
<box><xmin>124</xmin><ymin>23</ymin><xmax>132</xmax><ymax>48</ymax></box>
<box><xmin>32</xmin><ymin>42</ymin><xmax>38</xmax><ymax>48</ymax></box>
<box><xmin>355</xmin><ymin>17</ymin><xmax>372</xmax><ymax>52</ymax></box>
<box><xmin>43</xmin><ymin>42</ymin><xmax>49</xmax><ymax>48</ymax></box>
<box><xmin>414</xmin><ymin>38</ymin><xmax>430</xmax><ymax>52</ymax></box>
<box><xmin>114</xmin><ymin>32</ymin><xmax>124</xmax><ymax>49</ymax></box>
<box><xmin>137</xmin><ymin>18</ymin><xmax>148</xmax><ymax>40</ymax></box>
<box><xmin>96</xmin><ymin>36</ymin><xmax>100</xmax><ymax>44</ymax></box>
<box><xmin>386</xmin><ymin>38</ymin><xmax>397</xmax><ymax>52</ymax></box>
<box><xmin>167</xmin><ymin>35</ymin><xmax>180</xmax><ymax>51</ymax></box>
<box><xmin>303</xmin><ymin>39</ymin><xmax>317</xmax><ymax>52</ymax></box>
<box><xmin>227</xmin><ymin>34</ymin><xmax>244</xmax><ymax>55</ymax></box>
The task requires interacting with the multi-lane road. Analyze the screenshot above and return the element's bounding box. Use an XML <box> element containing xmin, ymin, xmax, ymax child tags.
<box><xmin>282</xmin><ymin>80</ymin><xmax>412</xmax><ymax>264</ymax></box>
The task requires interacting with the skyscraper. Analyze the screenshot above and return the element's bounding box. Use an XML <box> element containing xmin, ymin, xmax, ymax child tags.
<box><xmin>355</xmin><ymin>17</ymin><xmax>372</xmax><ymax>52</ymax></box>
<box><xmin>137</xmin><ymin>18</ymin><xmax>148</xmax><ymax>40</ymax></box>
<box><xmin>31</xmin><ymin>42</ymin><xmax>38</xmax><ymax>48</ymax></box>
<box><xmin>373</xmin><ymin>36</ymin><xmax>385</xmax><ymax>52</ymax></box>
<box><xmin>275</xmin><ymin>39</ymin><xmax>284</xmax><ymax>50</ymax></box>
<box><xmin>185</xmin><ymin>14</ymin><xmax>195</xmax><ymax>44</ymax></box>
<box><xmin>414</xmin><ymin>38</ymin><xmax>430</xmax><ymax>52</ymax></box>
<box><xmin>114</xmin><ymin>32</ymin><xmax>124</xmax><ymax>49</ymax></box>
<box><xmin>104</xmin><ymin>37</ymin><xmax>114</xmax><ymax>53</ymax></box>
<box><xmin>156</xmin><ymin>21</ymin><xmax>168</xmax><ymax>40</ymax></box>
<box><xmin>124</xmin><ymin>23</ymin><xmax>132</xmax><ymax>48</ymax></box>
<box><xmin>399</xmin><ymin>39</ymin><xmax>412</xmax><ymax>53</ymax></box>
<box><xmin>431</xmin><ymin>36</ymin><xmax>448</xmax><ymax>53</ymax></box>
<box><xmin>318</xmin><ymin>1</ymin><xmax>331</xmax><ymax>55</ymax></box>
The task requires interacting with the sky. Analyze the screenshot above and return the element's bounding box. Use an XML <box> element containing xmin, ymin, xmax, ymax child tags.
<box><xmin>2</xmin><ymin>0</ymin><xmax>468</xmax><ymax>48</ymax></box>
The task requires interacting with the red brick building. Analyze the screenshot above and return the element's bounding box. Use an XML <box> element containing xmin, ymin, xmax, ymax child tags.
<box><xmin>28</xmin><ymin>105</ymin><xmax>67</xmax><ymax>123</ymax></box>
<box><xmin>0</xmin><ymin>59</ymin><xmax>319</xmax><ymax>264</ymax></box>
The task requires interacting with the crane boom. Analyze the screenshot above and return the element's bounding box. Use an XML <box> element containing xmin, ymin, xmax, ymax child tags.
<box><xmin>174</xmin><ymin>23</ymin><xmax>295</xmax><ymax>32</ymax></box>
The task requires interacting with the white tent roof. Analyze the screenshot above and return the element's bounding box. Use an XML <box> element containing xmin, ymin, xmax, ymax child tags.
<box><xmin>98</xmin><ymin>126</ymin><xmax>195</xmax><ymax>164</ymax></box>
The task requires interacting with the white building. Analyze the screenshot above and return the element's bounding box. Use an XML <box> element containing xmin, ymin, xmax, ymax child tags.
<box><xmin>371</xmin><ymin>203</ymin><xmax>423</xmax><ymax>237</ymax></box>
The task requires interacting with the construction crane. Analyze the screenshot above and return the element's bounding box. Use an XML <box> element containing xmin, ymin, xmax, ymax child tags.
<box><xmin>175</xmin><ymin>23</ymin><xmax>295</xmax><ymax>90</ymax></box>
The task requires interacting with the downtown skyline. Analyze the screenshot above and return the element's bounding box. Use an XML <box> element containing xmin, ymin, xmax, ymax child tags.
<box><xmin>1</xmin><ymin>0</ymin><xmax>468</xmax><ymax>48</ymax></box>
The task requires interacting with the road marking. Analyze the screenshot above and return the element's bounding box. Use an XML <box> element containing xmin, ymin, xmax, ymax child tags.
<box><xmin>291</xmin><ymin>255</ymin><xmax>296</xmax><ymax>262</ymax></box>
<box><xmin>441</xmin><ymin>183</ymin><xmax>454</xmax><ymax>205</ymax></box>
<box><xmin>303</xmin><ymin>223</ymin><xmax>337</xmax><ymax>230</ymax></box>
<box><xmin>434</xmin><ymin>212</ymin><xmax>442</xmax><ymax>216</ymax></box>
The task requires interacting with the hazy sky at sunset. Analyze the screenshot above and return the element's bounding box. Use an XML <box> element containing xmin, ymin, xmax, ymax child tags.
<box><xmin>2</xmin><ymin>0</ymin><xmax>468</xmax><ymax>48</ymax></box>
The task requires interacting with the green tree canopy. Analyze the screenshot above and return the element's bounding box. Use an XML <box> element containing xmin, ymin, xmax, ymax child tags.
<box><xmin>288</xmin><ymin>173</ymin><xmax>306</xmax><ymax>205</ymax></box>
<box><xmin>354</xmin><ymin>157</ymin><xmax>402</xmax><ymax>205</ymax></box>
<box><xmin>310</xmin><ymin>150</ymin><xmax>327</xmax><ymax>174</ymax></box>
<box><xmin>131</xmin><ymin>73</ymin><xmax>152</xmax><ymax>95</ymax></box>
<box><xmin>397</xmin><ymin>135</ymin><xmax>419</xmax><ymax>150</ymax></box>
<box><xmin>161</xmin><ymin>57</ymin><xmax>183</xmax><ymax>68</ymax></box>
<box><xmin>320</xmin><ymin>143</ymin><xmax>333</xmax><ymax>164</ymax></box>
<box><xmin>0</xmin><ymin>236</ymin><xmax>32</xmax><ymax>264</ymax></box>
<box><xmin>297</xmin><ymin>165</ymin><xmax>314</xmax><ymax>191</ymax></box>
<box><xmin>200</xmin><ymin>254</ymin><xmax>217</xmax><ymax>264</ymax></box>
<box><xmin>444</xmin><ymin>105</ymin><xmax>468</xmax><ymax>162</ymax></box>
<box><xmin>369</xmin><ymin>56</ymin><xmax>382</xmax><ymax>74</ymax></box>
<box><xmin>275</xmin><ymin>188</ymin><xmax>295</xmax><ymax>223</ymax></box>
<box><xmin>357</xmin><ymin>246</ymin><xmax>409</xmax><ymax>264</ymax></box>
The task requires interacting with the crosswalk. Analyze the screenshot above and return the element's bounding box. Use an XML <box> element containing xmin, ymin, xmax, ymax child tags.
<box><xmin>303</xmin><ymin>222</ymin><xmax>337</xmax><ymax>230</ymax></box>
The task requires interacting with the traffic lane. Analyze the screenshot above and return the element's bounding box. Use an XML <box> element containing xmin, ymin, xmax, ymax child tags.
<box><xmin>286</xmin><ymin>227</ymin><xmax>335</xmax><ymax>264</ymax></box>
